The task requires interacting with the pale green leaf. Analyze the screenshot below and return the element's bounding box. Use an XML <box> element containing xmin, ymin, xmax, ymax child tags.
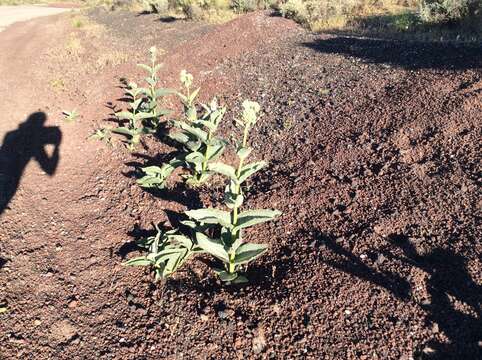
<box><xmin>234</xmin><ymin>209</ymin><xmax>281</xmax><ymax>232</ymax></box>
<box><xmin>238</xmin><ymin>161</ymin><xmax>266</xmax><ymax>183</ymax></box>
<box><xmin>124</xmin><ymin>257</ymin><xmax>153</xmax><ymax>267</ymax></box>
<box><xmin>234</xmin><ymin>243</ymin><xmax>268</xmax><ymax>265</ymax></box>
<box><xmin>137</xmin><ymin>63</ymin><xmax>152</xmax><ymax>73</ymax></box>
<box><xmin>196</xmin><ymin>232</ymin><xmax>229</xmax><ymax>262</ymax></box>
<box><xmin>116</xmin><ymin>111</ymin><xmax>134</xmax><ymax>120</ymax></box>
<box><xmin>185</xmin><ymin>208</ymin><xmax>231</xmax><ymax>228</ymax></box>
<box><xmin>208</xmin><ymin>163</ymin><xmax>237</xmax><ymax>181</ymax></box>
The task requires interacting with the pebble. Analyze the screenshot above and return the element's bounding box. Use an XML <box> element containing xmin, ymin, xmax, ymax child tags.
<box><xmin>68</xmin><ymin>300</ymin><xmax>78</xmax><ymax>309</ymax></box>
<box><xmin>252</xmin><ymin>328</ymin><xmax>267</xmax><ymax>354</ymax></box>
<box><xmin>217</xmin><ymin>311</ymin><xmax>228</xmax><ymax>319</ymax></box>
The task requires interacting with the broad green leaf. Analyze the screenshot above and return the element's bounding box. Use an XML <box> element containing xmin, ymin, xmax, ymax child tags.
<box><xmin>234</xmin><ymin>243</ymin><xmax>268</xmax><ymax>265</ymax></box>
<box><xmin>137</xmin><ymin>175</ymin><xmax>165</xmax><ymax>189</ymax></box>
<box><xmin>137</xmin><ymin>111</ymin><xmax>156</xmax><ymax>120</ymax></box>
<box><xmin>153</xmin><ymin>63</ymin><xmax>163</xmax><ymax>74</ymax></box>
<box><xmin>185</xmin><ymin>208</ymin><xmax>231</xmax><ymax>228</ymax></box>
<box><xmin>111</xmin><ymin>127</ymin><xmax>134</xmax><ymax>136</ymax></box>
<box><xmin>173</xmin><ymin>121</ymin><xmax>208</xmax><ymax>142</ymax></box>
<box><xmin>206</xmin><ymin>142</ymin><xmax>226</xmax><ymax>161</ymax></box>
<box><xmin>189</xmin><ymin>87</ymin><xmax>201</xmax><ymax>102</ymax></box>
<box><xmin>210</xmin><ymin>108</ymin><xmax>226</xmax><ymax>127</ymax></box>
<box><xmin>208</xmin><ymin>163</ymin><xmax>237</xmax><ymax>181</ymax></box>
<box><xmin>193</xmin><ymin>119</ymin><xmax>216</xmax><ymax>132</ymax></box>
<box><xmin>225</xmin><ymin>191</ymin><xmax>244</xmax><ymax>209</ymax></box>
<box><xmin>169</xmin><ymin>131</ymin><xmax>190</xmax><ymax>145</ymax></box>
<box><xmin>237</xmin><ymin>147</ymin><xmax>252</xmax><ymax>161</ymax></box>
<box><xmin>196</xmin><ymin>232</ymin><xmax>229</xmax><ymax>262</ymax></box>
<box><xmin>185</xmin><ymin>152</ymin><xmax>205</xmax><ymax>165</ymax></box>
<box><xmin>232</xmin><ymin>275</ymin><xmax>248</xmax><ymax>284</ymax></box>
<box><xmin>145</xmin><ymin>77</ymin><xmax>156</xmax><ymax>87</ymax></box>
<box><xmin>180</xmin><ymin>220</ymin><xmax>197</xmax><ymax>229</ymax></box>
<box><xmin>132</xmin><ymin>98</ymin><xmax>143</xmax><ymax>111</ymax></box>
<box><xmin>137</xmin><ymin>63</ymin><xmax>152</xmax><ymax>73</ymax></box>
<box><xmin>186</xmin><ymin>107</ymin><xmax>197</xmax><ymax>122</ymax></box>
<box><xmin>168</xmin><ymin>234</ymin><xmax>193</xmax><ymax>249</ymax></box>
<box><xmin>216</xmin><ymin>270</ymin><xmax>238</xmax><ymax>282</ymax></box>
<box><xmin>141</xmin><ymin>165</ymin><xmax>163</xmax><ymax>175</ymax></box>
<box><xmin>116</xmin><ymin>111</ymin><xmax>134</xmax><ymax>120</ymax></box>
<box><xmin>238</xmin><ymin>161</ymin><xmax>266</xmax><ymax>183</ymax></box>
<box><xmin>234</xmin><ymin>209</ymin><xmax>281</xmax><ymax>232</ymax></box>
<box><xmin>124</xmin><ymin>257</ymin><xmax>153</xmax><ymax>267</ymax></box>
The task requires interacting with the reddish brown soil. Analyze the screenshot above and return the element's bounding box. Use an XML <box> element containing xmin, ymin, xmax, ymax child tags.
<box><xmin>0</xmin><ymin>9</ymin><xmax>481</xmax><ymax>360</ymax></box>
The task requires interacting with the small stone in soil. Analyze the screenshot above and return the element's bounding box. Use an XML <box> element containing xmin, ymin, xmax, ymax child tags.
<box><xmin>252</xmin><ymin>327</ymin><xmax>267</xmax><ymax>354</ymax></box>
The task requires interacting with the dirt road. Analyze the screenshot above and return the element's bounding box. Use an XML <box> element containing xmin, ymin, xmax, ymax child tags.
<box><xmin>0</xmin><ymin>5</ymin><xmax>71</xmax><ymax>32</ymax></box>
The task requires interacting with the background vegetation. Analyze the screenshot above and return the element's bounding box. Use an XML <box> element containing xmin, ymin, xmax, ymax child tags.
<box><xmin>0</xmin><ymin>0</ymin><xmax>479</xmax><ymax>39</ymax></box>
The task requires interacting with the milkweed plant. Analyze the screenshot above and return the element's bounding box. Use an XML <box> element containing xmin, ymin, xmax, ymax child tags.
<box><xmin>126</xmin><ymin>69</ymin><xmax>282</xmax><ymax>284</ymax></box>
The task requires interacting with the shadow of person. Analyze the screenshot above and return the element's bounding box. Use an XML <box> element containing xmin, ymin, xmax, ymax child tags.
<box><xmin>391</xmin><ymin>237</ymin><xmax>482</xmax><ymax>359</ymax></box>
<box><xmin>0</xmin><ymin>112</ymin><xmax>61</xmax><ymax>215</ymax></box>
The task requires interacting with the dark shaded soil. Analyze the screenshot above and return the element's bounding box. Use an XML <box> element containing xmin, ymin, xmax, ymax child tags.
<box><xmin>0</xmin><ymin>9</ymin><xmax>481</xmax><ymax>360</ymax></box>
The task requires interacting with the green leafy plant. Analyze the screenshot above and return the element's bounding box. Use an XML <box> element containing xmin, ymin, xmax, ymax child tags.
<box><xmin>419</xmin><ymin>0</ymin><xmax>480</xmax><ymax>24</ymax></box>
<box><xmin>137</xmin><ymin>70</ymin><xmax>227</xmax><ymax>188</ymax></box>
<box><xmin>62</xmin><ymin>109</ymin><xmax>79</xmax><ymax>123</ymax></box>
<box><xmin>127</xmin><ymin>100</ymin><xmax>281</xmax><ymax>284</ymax></box>
<box><xmin>183</xmin><ymin>100</ymin><xmax>281</xmax><ymax>283</ymax></box>
<box><xmin>90</xmin><ymin>127</ymin><xmax>112</xmax><ymax>145</ymax></box>
<box><xmin>111</xmin><ymin>81</ymin><xmax>154</xmax><ymax>150</ymax></box>
<box><xmin>125</xmin><ymin>223</ymin><xmax>202</xmax><ymax>280</ymax></box>
<box><xmin>111</xmin><ymin>47</ymin><xmax>174</xmax><ymax>150</ymax></box>
<box><xmin>137</xmin><ymin>46</ymin><xmax>175</xmax><ymax>130</ymax></box>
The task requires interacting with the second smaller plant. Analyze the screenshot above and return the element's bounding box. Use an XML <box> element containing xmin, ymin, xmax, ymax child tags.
<box><xmin>138</xmin><ymin>70</ymin><xmax>227</xmax><ymax>188</ymax></box>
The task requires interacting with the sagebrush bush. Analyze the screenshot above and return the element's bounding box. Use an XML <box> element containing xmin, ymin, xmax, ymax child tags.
<box><xmin>419</xmin><ymin>0</ymin><xmax>481</xmax><ymax>24</ymax></box>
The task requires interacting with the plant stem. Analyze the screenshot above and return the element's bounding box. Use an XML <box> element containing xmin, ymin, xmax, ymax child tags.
<box><xmin>198</xmin><ymin>129</ymin><xmax>213</xmax><ymax>182</ymax></box>
<box><xmin>228</xmin><ymin>123</ymin><xmax>251</xmax><ymax>272</ymax></box>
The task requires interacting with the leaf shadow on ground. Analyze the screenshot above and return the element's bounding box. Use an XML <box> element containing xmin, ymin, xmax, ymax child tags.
<box><xmin>0</xmin><ymin>112</ymin><xmax>61</xmax><ymax>215</ymax></box>
<box><xmin>319</xmin><ymin>230</ymin><xmax>482</xmax><ymax>359</ymax></box>
<box><xmin>302</xmin><ymin>36</ymin><xmax>482</xmax><ymax>71</ymax></box>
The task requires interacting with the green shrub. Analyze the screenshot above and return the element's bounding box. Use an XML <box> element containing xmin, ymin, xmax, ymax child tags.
<box><xmin>231</xmin><ymin>0</ymin><xmax>259</xmax><ymax>12</ymax></box>
<box><xmin>419</xmin><ymin>0</ymin><xmax>481</xmax><ymax>24</ymax></box>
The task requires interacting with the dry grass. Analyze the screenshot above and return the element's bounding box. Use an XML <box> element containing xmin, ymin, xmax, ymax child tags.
<box><xmin>94</xmin><ymin>51</ymin><xmax>129</xmax><ymax>71</ymax></box>
<box><xmin>65</xmin><ymin>33</ymin><xmax>84</xmax><ymax>57</ymax></box>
